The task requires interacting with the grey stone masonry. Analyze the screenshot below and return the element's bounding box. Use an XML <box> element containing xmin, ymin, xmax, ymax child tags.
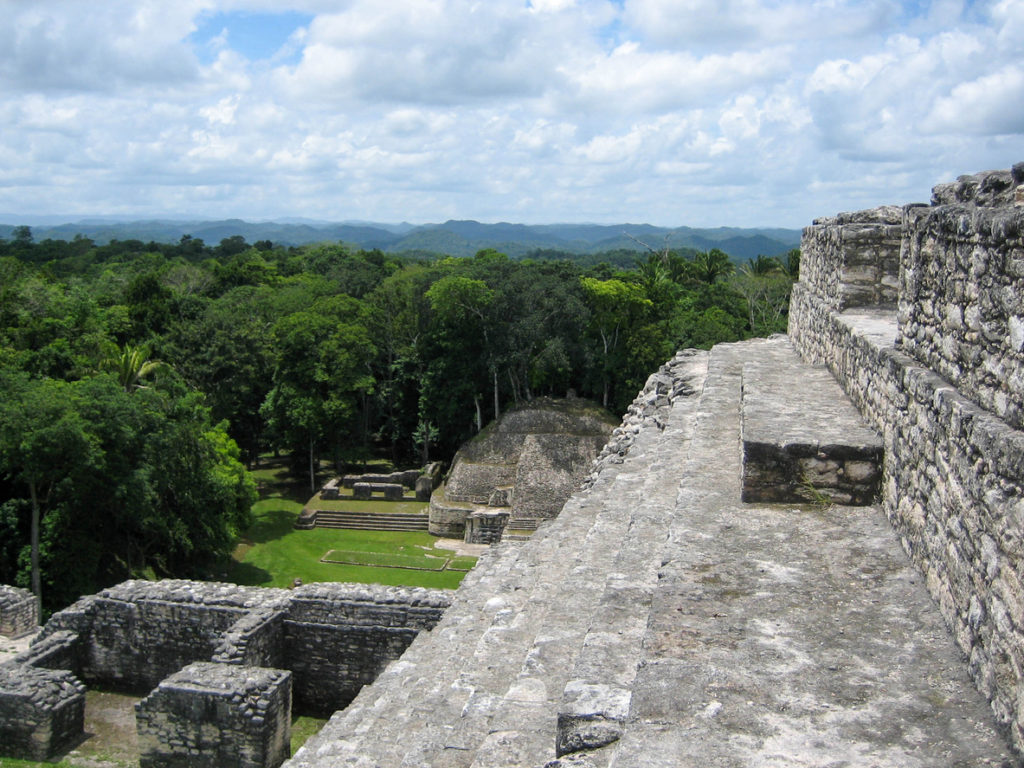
<box><xmin>0</xmin><ymin>662</ymin><xmax>85</xmax><ymax>761</ymax></box>
<box><xmin>352</xmin><ymin>482</ymin><xmax>405</xmax><ymax>500</ymax></box>
<box><xmin>286</xmin><ymin>339</ymin><xmax>1012</xmax><ymax>767</ymax></box>
<box><xmin>740</xmin><ymin>336</ymin><xmax>882</xmax><ymax>505</ymax></box>
<box><xmin>284</xmin><ymin>582</ymin><xmax>450</xmax><ymax>715</ymax></box>
<box><xmin>1</xmin><ymin>578</ymin><xmax>451</xmax><ymax>764</ymax></box>
<box><xmin>898</xmin><ymin>163</ymin><xmax>1024</xmax><ymax>430</ymax></box>
<box><xmin>0</xmin><ymin>585</ymin><xmax>38</xmax><ymax>639</ymax></box>
<box><xmin>136</xmin><ymin>662</ymin><xmax>291</xmax><ymax>768</ymax></box>
<box><xmin>789</xmin><ymin>164</ymin><xmax>1024</xmax><ymax>755</ymax></box>
<box><xmin>37</xmin><ymin>580</ymin><xmax>291</xmax><ymax>691</ymax></box>
<box><xmin>799</xmin><ymin>206</ymin><xmax>903</xmax><ymax>310</ymax></box>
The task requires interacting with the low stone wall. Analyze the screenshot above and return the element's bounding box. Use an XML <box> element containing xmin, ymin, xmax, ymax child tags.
<box><xmin>284</xmin><ymin>583</ymin><xmax>450</xmax><ymax>714</ymax></box>
<box><xmin>1</xmin><ymin>579</ymin><xmax>452</xmax><ymax>763</ymax></box>
<box><xmin>0</xmin><ymin>585</ymin><xmax>38</xmax><ymax>639</ymax></box>
<box><xmin>342</xmin><ymin>470</ymin><xmax>420</xmax><ymax>490</ymax></box>
<box><xmin>897</xmin><ymin>173</ymin><xmax>1024</xmax><ymax>430</ymax></box>
<box><xmin>789</xmin><ymin>165</ymin><xmax>1024</xmax><ymax>752</ymax></box>
<box><xmin>352</xmin><ymin>482</ymin><xmax>404</xmax><ymax>500</ymax></box>
<box><xmin>799</xmin><ymin>206</ymin><xmax>903</xmax><ymax>310</ymax></box>
<box><xmin>136</xmin><ymin>662</ymin><xmax>291</xmax><ymax>768</ymax></box>
<box><xmin>0</xmin><ymin>663</ymin><xmax>85</xmax><ymax>761</ymax></box>
<box><xmin>38</xmin><ymin>581</ymin><xmax>290</xmax><ymax>691</ymax></box>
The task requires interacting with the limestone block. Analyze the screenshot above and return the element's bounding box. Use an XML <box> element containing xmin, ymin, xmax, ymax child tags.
<box><xmin>0</xmin><ymin>663</ymin><xmax>86</xmax><ymax>761</ymax></box>
<box><xmin>0</xmin><ymin>585</ymin><xmax>38</xmax><ymax>639</ymax></box>
<box><xmin>136</xmin><ymin>662</ymin><xmax>291</xmax><ymax>768</ymax></box>
<box><xmin>414</xmin><ymin>475</ymin><xmax>433</xmax><ymax>502</ymax></box>
<box><xmin>352</xmin><ymin>482</ymin><xmax>372</xmax><ymax>500</ymax></box>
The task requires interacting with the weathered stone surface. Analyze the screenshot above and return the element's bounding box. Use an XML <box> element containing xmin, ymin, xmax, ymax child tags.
<box><xmin>430</xmin><ymin>397</ymin><xmax>617</xmax><ymax>541</ymax></box>
<box><xmin>898</xmin><ymin>200</ymin><xmax>1024</xmax><ymax>430</ymax></box>
<box><xmin>0</xmin><ymin>662</ymin><xmax>85</xmax><ymax>761</ymax></box>
<box><xmin>0</xmin><ymin>585</ymin><xmax>38</xmax><ymax>639</ymax></box>
<box><xmin>740</xmin><ymin>337</ymin><xmax>882</xmax><ymax>504</ymax></box>
<box><xmin>136</xmin><ymin>662</ymin><xmax>291</xmax><ymax>768</ymax></box>
<box><xmin>790</xmin><ymin>164</ymin><xmax>1024</xmax><ymax>756</ymax></box>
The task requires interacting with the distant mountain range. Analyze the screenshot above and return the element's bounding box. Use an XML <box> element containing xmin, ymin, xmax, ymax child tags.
<box><xmin>0</xmin><ymin>217</ymin><xmax>801</xmax><ymax>262</ymax></box>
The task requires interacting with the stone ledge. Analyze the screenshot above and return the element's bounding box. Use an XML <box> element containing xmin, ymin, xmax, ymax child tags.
<box><xmin>740</xmin><ymin>338</ymin><xmax>882</xmax><ymax>505</ymax></box>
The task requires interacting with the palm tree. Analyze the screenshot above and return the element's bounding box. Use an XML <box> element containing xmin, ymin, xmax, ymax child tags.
<box><xmin>103</xmin><ymin>343</ymin><xmax>171</xmax><ymax>393</ymax></box>
<box><xmin>693</xmin><ymin>248</ymin><xmax>735</xmax><ymax>284</ymax></box>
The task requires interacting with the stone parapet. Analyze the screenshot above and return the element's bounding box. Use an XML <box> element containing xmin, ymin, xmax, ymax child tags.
<box><xmin>898</xmin><ymin>198</ymin><xmax>1024</xmax><ymax>429</ymax></box>
<box><xmin>0</xmin><ymin>585</ymin><xmax>38</xmax><ymax>639</ymax></box>
<box><xmin>136</xmin><ymin>662</ymin><xmax>291</xmax><ymax>768</ymax></box>
<box><xmin>0</xmin><ymin>663</ymin><xmax>85</xmax><ymax>761</ymax></box>
<box><xmin>799</xmin><ymin>205</ymin><xmax>903</xmax><ymax>311</ymax></box>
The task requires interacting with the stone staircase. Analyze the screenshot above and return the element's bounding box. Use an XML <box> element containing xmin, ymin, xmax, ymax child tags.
<box><xmin>312</xmin><ymin>510</ymin><xmax>429</xmax><ymax>532</ymax></box>
<box><xmin>285</xmin><ymin>339</ymin><xmax>1015</xmax><ymax>768</ymax></box>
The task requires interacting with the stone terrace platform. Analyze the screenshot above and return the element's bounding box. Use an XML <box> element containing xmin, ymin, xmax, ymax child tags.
<box><xmin>287</xmin><ymin>339</ymin><xmax>1014</xmax><ymax>768</ymax></box>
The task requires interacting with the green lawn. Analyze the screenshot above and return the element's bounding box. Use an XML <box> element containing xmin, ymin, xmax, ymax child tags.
<box><xmin>228</xmin><ymin>458</ymin><xmax>474</xmax><ymax>590</ymax></box>
<box><xmin>314</xmin><ymin>497</ymin><xmax>428</xmax><ymax>514</ymax></box>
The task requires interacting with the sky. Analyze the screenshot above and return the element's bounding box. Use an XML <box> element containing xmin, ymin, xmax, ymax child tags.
<box><xmin>0</xmin><ymin>0</ymin><xmax>1022</xmax><ymax>228</ymax></box>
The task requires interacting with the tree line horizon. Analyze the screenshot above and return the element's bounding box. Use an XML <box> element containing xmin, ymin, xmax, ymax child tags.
<box><xmin>0</xmin><ymin>225</ymin><xmax>797</xmax><ymax>611</ymax></box>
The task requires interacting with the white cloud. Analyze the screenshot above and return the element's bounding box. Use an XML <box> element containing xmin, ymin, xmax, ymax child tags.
<box><xmin>0</xmin><ymin>0</ymin><xmax>1021</xmax><ymax>227</ymax></box>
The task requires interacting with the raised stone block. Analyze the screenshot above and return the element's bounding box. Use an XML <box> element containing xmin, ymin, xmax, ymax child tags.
<box><xmin>319</xmin><ymin>479</ymin><xmax>339</xmax><ymax>500</ymax></box>
<box><xmin>0</xmin><ymin>663</ymin><xmax>86</xmax><ymax>761</ymax></box>
<box><xmin>414</xmin><ymin>475</ymin><xmax>433</xmax><ymax>502</ymax></box>
<box><xmin>352</xmin><ymin>482</ymin><xmax>372</xmax><ymax>500</ymax></box>
<box><xmin>136</xmin><ymin>661</ymin><xmax>291</xmax><ymax>768</ymax></box>
<box><xmin>0</xmin><ymin>585</ymin><xmax>38</xmax><ymax>639</ymax></box>
<box><xmin>740</xmin><ymin>339</ymin><xmax>882</xmax><ymax>505</ymax></box>
<box><xmin>465</xmin><ymin>509</ymin><xmax>509</xmax><ymax>544</ymax></box>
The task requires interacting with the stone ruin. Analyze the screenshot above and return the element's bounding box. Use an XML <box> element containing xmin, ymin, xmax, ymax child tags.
<box><xmin>0</xmin><ymin>584</ymin><xmax>38</xmax><ymax>640</ymax></box>
<box><xmin>0</xmin><ymin>579</ymin><xmax>450</xmax><ymax>765</ymax></box>
<box><xmin>789</xmin><ymin>162</ymin><xmax>1024</xmax><ymax>751</ymax></box>
<box><xmin>429</xmin><ymin>396</ymin><xmax>617</xmax><ymax>542</ymax></box>
<box><xmin>2</xmin><ymin>164</ymin><xmax>1022</xmax><ymax>767</ymax></box>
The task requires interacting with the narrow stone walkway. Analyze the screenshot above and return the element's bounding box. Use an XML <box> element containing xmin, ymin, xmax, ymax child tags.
<box><xmin>285</xmin><ymin>339</ymin><xmax>1016</xmax><ymax>768</ymax></box>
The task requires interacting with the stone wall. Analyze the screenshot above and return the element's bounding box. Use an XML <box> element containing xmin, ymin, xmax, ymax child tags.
<box><xmin>799</xmin><ymin>206</ymin><xmax>903</xmax><ymax>310</ymax></box>
<box><xmin>1</xmin><ymin>579</ymin><xmax>452</xmax><ymax>763</ymax></box>
<box><xmin>0</xmin><ymin>585</ymin><xmax>38</xmax><ymax>639</ymax></box>
<box><xmin>788</xmin><ymin>164</ymin><xmax>1024</xmax><ymax>752</ymax></box>
<box><xmin>136</xmin><ymin>662</ymin><xmax>291</xmax><ymax>768</ymax></box>
<box><xmin>284</xmin><ymin>583</ymin><xmax>450</xmax><ymax>714</ymax></box>
<box><xmin>898</xmin><ymin>176</ymin><xmax>1024</xmax><ymax>430</ymax></box>
<box><xmin>38</xmin><ymin>581</ymin><xmax>290</xmax><ymax>691</ymax></box>
<box><xmin>0</xmin><ymin>663</ymin><xmax>85</xmax><ymax>761</ymax></box>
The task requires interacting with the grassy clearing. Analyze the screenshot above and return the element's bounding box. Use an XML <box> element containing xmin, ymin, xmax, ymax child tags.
<box><xmin>313</xmin><ymin>497</ymin><xmax>427</xmax><ymax>514</ymax></box>
<box><xmin>228</xmin><ymin>457</ymin><xmax>474</xmax><ymax>590</ymax></box>
<box><xmin>322</xmin><ymin>549</ymin><xmax>449</xmax><ymax>570</ymax></box>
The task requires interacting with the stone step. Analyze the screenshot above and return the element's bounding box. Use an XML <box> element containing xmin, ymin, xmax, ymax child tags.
<box><xmin>286</xmin><ymin>355</ymin><xmax>710</xmax><ymax>768</ymax></box>
<box><xmin>739</xmin><ymin>335</ymin><xmax>882</xmax><ymax>505</ymax></box>
<box><xmin>596</xmin><ymin>339</ymin><xmax>1013</xmax><ymax>768</ymax></box>
<box><xmin>312</xmin><ymin>510</ymin><xmax>429</xmax><ymax>531</ymax></box>
<box><xmin>556</xmin><ymin>351</ymin><xmax>709</xmax><ymax>757</ymax></box>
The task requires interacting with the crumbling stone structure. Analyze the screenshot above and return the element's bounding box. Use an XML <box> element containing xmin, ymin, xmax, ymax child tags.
<box><xmin>0</xmin><ymin>579</ymin><xmax>450</xmax><ymax>764</ymax></box>
<box><xmin>430</xmin><ymin>397</ymin><xmax>617</xmax><ymax>540</ymax></box>
<box><xmin>136</xmin><ymin>662</ymin><xmax>292</xmax><ymax>768</ymax></box>
<box><xmin>0</xmin><ymin>585</ymin><xmax>38</xmax><ymax>639</ymax></box>
<box><xmin>0</xmin><ymin>663</ymin><xmax>85</xmax><ymax>761</ymax></box>
<box><xmin>789</xmin><ymin>163</ymin><xmax>1024</xmax><ymax>751</ymax></box>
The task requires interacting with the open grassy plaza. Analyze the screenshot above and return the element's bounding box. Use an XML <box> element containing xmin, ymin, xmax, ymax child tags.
<box><xmin>226</xmin><ymin>457</ymin><xmax>476</xmax><ymax>591</ymax></box>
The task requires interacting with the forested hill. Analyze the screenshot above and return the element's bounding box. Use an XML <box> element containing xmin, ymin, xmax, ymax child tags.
<box><xmin>0</xmin><ymin>219</ymin><xmax>800</xmax><ymax>262</ymax></box>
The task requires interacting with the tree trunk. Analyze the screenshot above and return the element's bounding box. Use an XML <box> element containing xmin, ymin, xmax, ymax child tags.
<box><xmin>29</xmin><ymin>480</ymin><xmax>41</xmax><ymax>613</ymax></box>
<box><xmin>493</xmin><ymin>367</ymin><xmax>500</xmax><ymax>422</ymax></box>
<box><xmin>308</xmin><ymin>434</ymin><xmax>316</xmax><ymax>494</ymax></box>
<box><xmin>474</xmin><ymin>395</ymin><xmax>482</xmax><ymax>433</ymax></box>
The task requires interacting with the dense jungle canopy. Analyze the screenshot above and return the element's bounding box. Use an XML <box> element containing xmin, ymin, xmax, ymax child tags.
<box><xmin>0</xmin><ymin>227</ymin><xmax>797</xmax><ymax>610</ymax></box>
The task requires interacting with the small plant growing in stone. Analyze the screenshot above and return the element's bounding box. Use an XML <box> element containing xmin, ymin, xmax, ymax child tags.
<box><xmin>798</xmin><ymin>473</ymin><xmax>832</xmax><ymax>507</ymax></box>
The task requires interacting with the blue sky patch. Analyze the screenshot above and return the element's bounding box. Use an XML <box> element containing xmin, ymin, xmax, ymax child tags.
<box><xmin>190</xmin><ymin>10</ymin><xmax>313</xmax><ymax>64</ymax></box>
